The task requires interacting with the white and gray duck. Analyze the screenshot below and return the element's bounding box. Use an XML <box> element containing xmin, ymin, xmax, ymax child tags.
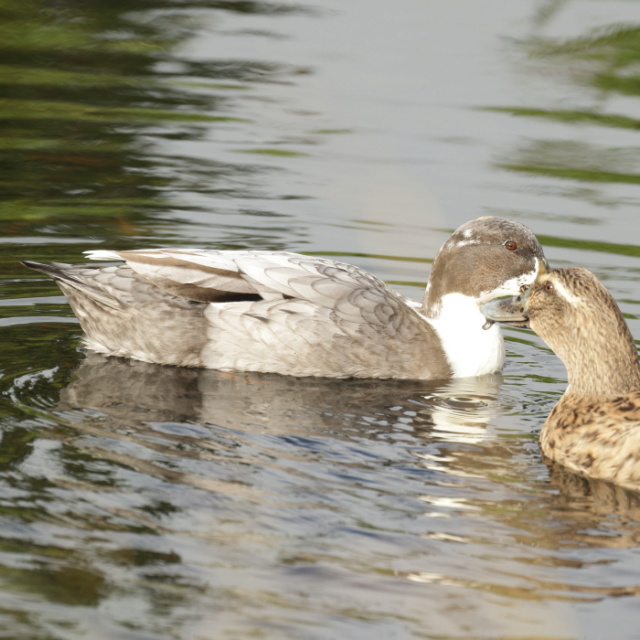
<box><xmin>23</xmin><ymin>216</ymin><xmax>547</xmax><ymax>380</ymax></box>
<box><xmin>482</xmin><ymin>266</ymin><xmax>640</xmax><ymax>490</ymax></box>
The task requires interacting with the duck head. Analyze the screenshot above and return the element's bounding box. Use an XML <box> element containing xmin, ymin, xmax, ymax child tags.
<box><xmin>423</xmin><ymin>217</ymin><xmax>548</xmax><ymax>318</ymax></box>
<box><xmin>482</xmin><ymin>267</ymin><xmax>640</xmax><ymax>395</ymax></box>
<box><xmin>421</xmin><ymin>217</ymin><xmax>548</xmax><ymax>378</ymax></box>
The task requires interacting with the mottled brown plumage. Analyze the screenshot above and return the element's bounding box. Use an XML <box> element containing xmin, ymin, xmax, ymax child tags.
<box><xmin>482</xmin><ymin>267</ymin><xmax>640</xmax><ymax>490</ymax></box>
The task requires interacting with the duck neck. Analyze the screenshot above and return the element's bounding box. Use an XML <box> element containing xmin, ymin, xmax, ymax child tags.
<box><xmin>558</xmin><ymin>322</ymin><xmax>640</xmax><ymax>398</ymax></box>
<box><xmin>422</xmin><ymin>290</ymin><xmax>505</xmax><ymax>378</ymax></box>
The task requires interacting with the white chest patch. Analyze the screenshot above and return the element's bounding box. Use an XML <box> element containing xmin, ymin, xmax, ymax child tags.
<box><xmin>426</xmin><ymin>293</ymin><xmax>505</xmax><ymax>377</ymax></box>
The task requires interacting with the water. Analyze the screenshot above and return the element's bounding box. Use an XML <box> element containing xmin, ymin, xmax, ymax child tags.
<box><xmin>2</xmin><ymin>0</ymin><xmax>640</xmax><ymax>638</ymax></box>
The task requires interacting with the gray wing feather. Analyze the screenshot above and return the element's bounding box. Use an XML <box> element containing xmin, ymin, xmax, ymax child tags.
<box><xmin>79</xmin><ymin>248</ymin><xmax>444</xmax><ymax>378</ymax></box>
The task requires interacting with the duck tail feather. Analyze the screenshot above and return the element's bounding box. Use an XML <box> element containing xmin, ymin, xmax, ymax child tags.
<box><xmin>22</xmin><ymin>260</ymin><xmax>122</xmax><ymax>311</ymax></box>
<box><xmin>22</xmin><ymin>260</ymin><xmax>71</xmax><ymax>278</ymax></box>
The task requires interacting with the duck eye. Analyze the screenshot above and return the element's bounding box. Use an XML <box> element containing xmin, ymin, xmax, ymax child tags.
<box><xmin>544</xmin><ymin>282</ymin><xmax>554</xmax><ymax>293</ymax></box>
<box><xmin>505</xmin><ymin>240</ymin><xmax>517</xmax><ymax>251</ymax></box>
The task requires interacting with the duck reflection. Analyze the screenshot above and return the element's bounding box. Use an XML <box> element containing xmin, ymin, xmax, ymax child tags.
<box><xmin>42</xmin><ymin>351</ymin><xmax>640</xmax><ymax>621</ymax></box>
<box><xmin>546</xmin><ymin>460</ymin><xmax>640</xmax><ymax>524</ymax></box>
<box><xmin>49</xmin><ymin>354</ymin><xmax>506</xmax><ymax>514</ymax></box>
<box><xmin>57</xmin><ymin>352</ymin><xmax>504</xmax><ymax>440</ymax></box>
<box><xmin>55</xmin><ymin>353</ymin><xmax>640</xmax><ymax>538</ymax></box>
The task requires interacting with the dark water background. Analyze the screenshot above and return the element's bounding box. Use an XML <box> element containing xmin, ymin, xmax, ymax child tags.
<box><xmin>3</xmin><ymin>0</ymin><xmax>640</xmax><ymax>638</ymax></box>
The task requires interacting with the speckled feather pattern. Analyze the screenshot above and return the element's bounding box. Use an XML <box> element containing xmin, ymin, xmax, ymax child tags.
<box><xmin>542</xmin><ymin>393</ymin><xmax>640</xmax><ymax>491</ymax></box>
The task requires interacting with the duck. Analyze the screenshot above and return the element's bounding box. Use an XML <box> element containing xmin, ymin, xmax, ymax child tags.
<box><xmin>481</xmin><ymin>266</ymin><xmax>640</xmax><ymax>490</ymax></box>
<box><xmin>22</xmin><ymin>216</ymin><xmax>547</xmax><ymax>380</ymax></box>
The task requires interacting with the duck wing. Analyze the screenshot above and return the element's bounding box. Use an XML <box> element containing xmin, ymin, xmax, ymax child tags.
<box><xmin>542</xmin><ymin>394</ymin><xmax>640</xmax><ymax>490</ymax></box>
<box><xmin>82</xmin><ymin>249</ymin><xmax>445</xmax><ymax>378</ymax></box>
<box><xmin>85</xmin><ymin>248</ymin><xmax>270</xmax><ymax>303</ymax></box>
<box><xmin>85</xmin><ymin>248</ymin><xmax>410</xmax><ymax>324</ymax></box>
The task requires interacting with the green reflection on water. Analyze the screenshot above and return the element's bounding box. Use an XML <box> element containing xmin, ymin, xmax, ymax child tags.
<box><xmin>485</xmin><ymin>107</ymin><xmax>640</xmax><ymax>132</ymax></box>
<box><xmin>0</xmin><ymin>98</ymin><xmax>241</xmax><ymax>124</ymax></box>
<box><xmin>0</xmin><ymin>0</ymin><xmax>304</xmax><ymax>244</ymax></box>
<box><xmin>496</xmin><ymin>136</ymin><xmax>640</xmax><ymax>187</ymax></box>
<box><xmin>533</xmin><ymin>24</ymin><xmax>640</xmax><ymax>85</ymax></box>
<box><xmin>491</xmin><ymin>19</ymin><xmax>640</xmax><ymax>190</ymax></box>
<box><xmin>235</xmin><ymin>147</ymin><xmax>309</xmax><ymax>157</ymax></box>
<box><xmin>499</xmin><ymin>161</ymin><xmax>640</xmax><ymax>186</ymax></box>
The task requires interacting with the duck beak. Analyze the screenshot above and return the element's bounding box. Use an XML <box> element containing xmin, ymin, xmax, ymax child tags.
<box><xmin>481</xmin><ymin>288</ymin><xmax>530</xmax><ymax>328</ymax></box>
<box><xmin>480</xmin><ymin>254</ymin><xmax>545</xmax><ymax>330</ymax></box>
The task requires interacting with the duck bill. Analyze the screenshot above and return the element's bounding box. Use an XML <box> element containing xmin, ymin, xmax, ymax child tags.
<box><xmin>480</xmin><ymin>290</ymin><xmax>530</xmax><ymax>328</ymax></box>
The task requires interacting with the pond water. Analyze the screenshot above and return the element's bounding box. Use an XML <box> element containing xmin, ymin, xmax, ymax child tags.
<box><xmin>2</xmin><ymin>0</ymin><xmax>640</xmax><ymax>638</ymax></box>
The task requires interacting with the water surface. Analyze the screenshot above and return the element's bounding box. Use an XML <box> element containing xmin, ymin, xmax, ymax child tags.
<box><xmin>2</xmin><ymin>1</ymin><xmax>640</xmax><ymax>638</ymax></box>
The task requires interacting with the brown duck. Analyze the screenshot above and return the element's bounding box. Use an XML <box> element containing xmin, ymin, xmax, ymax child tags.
<box><xmin>482</xmin><ymin>267</ymin><xmax>640</xmax><ymax>490</ymax></box>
